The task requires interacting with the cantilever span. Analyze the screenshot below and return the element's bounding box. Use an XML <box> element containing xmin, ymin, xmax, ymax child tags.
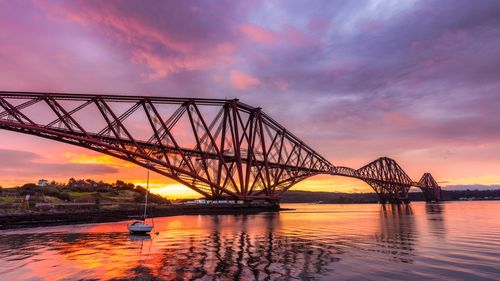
<box><xmin>0</xmin><ymin>91</ymin><xmax>440</xmax><ymax>203</ymax></box>
<box><xmin>333</xmin><ymin>158</ymin><xmax>441</xmax><ymax>203</ymax></box>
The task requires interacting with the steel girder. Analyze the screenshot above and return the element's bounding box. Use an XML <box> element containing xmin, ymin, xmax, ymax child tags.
<box><xmin>333</xmin><ymin>158</ymin><xmax>441</xmax><ymax>203</ymax></box>
<box><xmin>0</xmin><ymin>91</ymin><xmax>441</xmax><ymax>202</ymax></box>
<box><xmin>0</xmin><ymin>91</ymin><xmax>332</xmax><ymax>200</ymax></box>
<box><xmin>418</xmin><ymin>173</ymin><xmax>441</xmax><ymax>201</ymax></box>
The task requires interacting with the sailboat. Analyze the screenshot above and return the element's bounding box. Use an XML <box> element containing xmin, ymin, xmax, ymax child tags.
<box><xmin>128</xmin><ymin>169</ymin><xmax>154</xmax><ymax>234</ymax></box>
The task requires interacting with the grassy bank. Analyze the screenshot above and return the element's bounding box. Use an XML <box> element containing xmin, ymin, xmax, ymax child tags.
<box><xmin>0</xmin><ymin>179</ymin><xmax>285</xmax><ymax>229</ymax></box>
<box><xmin>0</xmin><ymin>179</ymin><xmax>169</xmax><ymax>211</ymax></box>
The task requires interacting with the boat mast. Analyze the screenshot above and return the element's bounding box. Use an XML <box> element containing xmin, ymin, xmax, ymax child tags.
<box><xmin>143</xmin><ymin>169</ymin><xmax>149</xmax><ymax>220</ymax></box>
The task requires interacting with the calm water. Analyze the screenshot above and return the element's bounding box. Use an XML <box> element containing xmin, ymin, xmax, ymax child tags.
<box><xmin>0</xmin><ymin>202</ymin><xmax>499</xmax><ymax>281</ymax></box>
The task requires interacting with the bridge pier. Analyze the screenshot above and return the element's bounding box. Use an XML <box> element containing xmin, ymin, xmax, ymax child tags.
<box><xmin>418</xmin><ymin>173</ymin><xmax>441</xmax><ymax>202</ymax></box>
<box><xmin>379</xmin><ymin>197</ymin><xmax>410</xmax><ymax>205</ymax></box>
<box><xmin>265</xmin><ymin>198</ymin><xmax>279</xmax><ymax>204</ymax></box>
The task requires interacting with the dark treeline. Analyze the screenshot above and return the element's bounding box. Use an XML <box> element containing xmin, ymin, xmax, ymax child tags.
<box><xmin>280</xmin><ymin>189</ymin><xmax>500</xmax><ymax>203</ymax></box>
<box><xmin>0</xmin><ymin>178</ymin><xmax>169</xmax><ymax>204</ymax></box>
<box><xmin>3</xmin><ymin>181</ymin><xmax>499</xmax><ymax>205</ymax></box>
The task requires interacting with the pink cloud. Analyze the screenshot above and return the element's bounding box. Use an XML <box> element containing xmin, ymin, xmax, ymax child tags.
<box><xmin>41</xmin><ymin>2</ymin><xmax>193</xmax><ymax>53</ymax></box>
<box><xmin>283</xmin><ymin>26</ymin><xmax>316</xmax><ymax>47</ymax></box>
<box><xmin>133</xmin><ymin>43</ymin><xmax>236</xmax><ymax>80</ymax></box>
<box><xmin>274</xmin><ymin>79</ymin><xmax>289</xmax><ymax>91</ymax></box>
<box><xmin>239</xmin><ymin>23</ymin><xmax>316</xmax><ymax>48</ymax></box>
<box><xmin>240</xmin><ymin>24</ymin><xmax>278</xmax><ymax>45</ymax></box>
<box><xmin>38</xmin><ymin>1</ymin><xmax>238</xmax><ymax>80</ymax></box>
<box><xmin>1</xmin><ymin>0</ymin><xmax>500</xmax><ymax>192</ymax></box>
<box><xmin>230</xmin><ymin>70</ymin><xmax>261</xmax><ymax>90</ymax></box>
<box><xmin>383</xmin><ymin>113</ymin><xmax>414</xmax><ymax>126</ymax></box>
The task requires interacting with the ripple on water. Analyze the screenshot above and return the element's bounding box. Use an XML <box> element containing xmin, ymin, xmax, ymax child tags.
<box><xmin>0</xmin><ymin>202</ymin><xmax>499</xmax><ymax>280</ymax></box>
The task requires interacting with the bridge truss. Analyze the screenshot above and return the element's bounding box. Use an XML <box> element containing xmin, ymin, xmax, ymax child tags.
<box><xmin>0</xmin><ymin>91</ymin><xmax>440</xmax><ymax>203</ymax></box>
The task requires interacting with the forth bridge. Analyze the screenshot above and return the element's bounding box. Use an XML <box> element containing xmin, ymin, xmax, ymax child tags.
<box><xmin>0</xmin><ymin>91</ymin><xmax>441</xmax><ymax>204</ymax></box>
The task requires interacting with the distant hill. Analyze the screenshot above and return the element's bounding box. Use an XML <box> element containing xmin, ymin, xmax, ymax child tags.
<box><xmin>443</xmin><ymin>184</ymin><xmax>500</xmax><ymax>191</ymax></box>
<box><xmin>280</xmin><ymin>190</ymin><xmax>379</xmax><ymax>203</ymax></box>
<box><xmin>281</xmin><ymin>189</ymin><xmax>500</xmax><ymax>203</ymax></box>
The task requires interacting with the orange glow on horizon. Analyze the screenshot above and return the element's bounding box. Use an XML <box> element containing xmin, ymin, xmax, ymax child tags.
<box><xmin>2</xmin><ymin>140</ymin><xmax>500</xmax><ymax>197</ymax></box>
<box><xmin>64</xmin><ymin>152</ymin><xmax>136</xmax><ymax>168</ymax></box>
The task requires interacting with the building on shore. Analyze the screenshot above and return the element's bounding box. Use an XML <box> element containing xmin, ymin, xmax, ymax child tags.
<box><xmin>37</xmin><ymin>179</ymin><xmax>48</xmax><ymax>187</ymax></box>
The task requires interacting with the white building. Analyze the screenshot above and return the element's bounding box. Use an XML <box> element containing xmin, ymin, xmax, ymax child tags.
<box><xmin>38</xmin><ymin>179</ymin><xmax>49</xmax><ymax>187</ymax></box>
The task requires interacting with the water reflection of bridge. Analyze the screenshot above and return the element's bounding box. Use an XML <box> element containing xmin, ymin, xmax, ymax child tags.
<box><xmin>151</xmin><ymin>214</ymin><xmax>344</xmax><ymax>280</ymax></box>
<box><xmin>0</xmin><ymin>203</ymin><xmax>450</xmax><ymax>280</ymax></box>
<box><xmin>376</xmin><ymin>204</ymin><xmax>416</xmax><ymax>264</ymax></box>
<box><xmin>0</xmin><ymin>91</ymin><xmax>441</xmax><ymax>203</ymax></box>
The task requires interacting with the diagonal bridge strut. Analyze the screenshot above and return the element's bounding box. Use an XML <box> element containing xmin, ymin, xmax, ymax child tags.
<box><xmin>0</xmin><ymin>91</ymin><xmax>440</xmax><ymax>203</ymax></box>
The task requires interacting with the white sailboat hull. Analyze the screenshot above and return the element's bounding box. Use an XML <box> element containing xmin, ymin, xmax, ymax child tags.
<box><xmin>128</xmin><ymin>221</ymin><xmax>153</xmax><ymax>233</ymax></box>
<box><xmin>128</xmin><ymin>169</ymin><xmax>154</xmax><ymax>234</ymax></box>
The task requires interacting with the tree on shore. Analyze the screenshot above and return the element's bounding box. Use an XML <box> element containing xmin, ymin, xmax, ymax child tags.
<box><xmin>4</xmin><ymin>178</ymin><xmax>170</xmax><ymax>204</ymax></box>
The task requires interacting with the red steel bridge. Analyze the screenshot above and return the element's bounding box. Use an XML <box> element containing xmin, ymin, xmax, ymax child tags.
<box><xmin>0</xmin><ymin>91</ymin><xmax>441</xmax><ymax>203</ymax></box>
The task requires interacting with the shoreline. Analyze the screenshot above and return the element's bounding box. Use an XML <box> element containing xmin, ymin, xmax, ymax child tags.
<box><xmin>0</xmin><ymin>204</ymin><xmax>287</xmax><ymax>230</ymax></box>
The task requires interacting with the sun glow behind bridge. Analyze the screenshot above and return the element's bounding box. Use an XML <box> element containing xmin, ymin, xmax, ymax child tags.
<box><xmin>146</xmin><ymin>183</ymin><xmax>202</xmax><ymax>199</ymax></box>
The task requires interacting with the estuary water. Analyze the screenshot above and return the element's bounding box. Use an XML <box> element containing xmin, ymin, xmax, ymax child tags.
<box><xmin>0</xmin><ymin>201</ymin><xmax>499</xmax><ymax>280</ymax></box>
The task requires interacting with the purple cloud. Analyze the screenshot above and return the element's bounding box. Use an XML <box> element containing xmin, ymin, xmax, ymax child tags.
<box><xmin>0</xmin><ymin>0</ymin><xmax>499</xmax><ymax>188</ymax></box>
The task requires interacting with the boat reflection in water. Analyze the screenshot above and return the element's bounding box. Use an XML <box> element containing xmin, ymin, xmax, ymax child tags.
<box><xmin>0</xmin><ymin>202</ymin><xmax>499</xmax><ymax>280</ymax></box>
<box><xmin>128</xmin><ymin>233</ymin><xmax>151</xmax><ymax>242</ymax></box>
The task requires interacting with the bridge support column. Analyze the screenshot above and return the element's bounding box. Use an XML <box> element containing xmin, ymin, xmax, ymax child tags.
<box><xmin>386</xmin><ymin>197</ymin><xmax>410</xmax><ymax>204</ymax></box>
<box><xmin>366</xmin><ymin>181</ymin><xmax>411</xmax><ymax>204</ymax></box>
<box><xmin>377</xmin><ymin>194</ymin><xmax>388</xmax><ymax>204</ymax></box>
<box><xmin>265</xmin><ymin>198</ymin><xmax>280</xmax><ymax>206</ymax></box>
<box><xmin>381</xmin><ymin>197</ymin><xmax>408</xmax><ymax>204</ymax></box>
<box><xmin>418</xmin><ymin>173</ymin><xmax>441</xmax><ymax>202</ymax></box>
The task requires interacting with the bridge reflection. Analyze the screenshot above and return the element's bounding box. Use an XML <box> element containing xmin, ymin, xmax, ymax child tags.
<box><xmin>425</xmin><ymin>203</ymin><xmax>446</xmax><ymax>239</ymax></box>
<box><xmin>146</xmin><ymin>214</ymin><xmax>344</xmax><ymax>280</ymax></box>
<box><xmin>376</xmin><ymin>204</ymin><xmax>416</xmax><ymax>264</ymax></box>
<box><xmin>0</xmin><ymin>204</ymin><xmax>457</xmax><ymax>280</ymax></box>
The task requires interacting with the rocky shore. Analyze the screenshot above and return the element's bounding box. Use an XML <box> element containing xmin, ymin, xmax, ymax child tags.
<box><xmin>0</xmin><ymin>203</ymin><xmax>283</xmax><ymax>229</ymax></box>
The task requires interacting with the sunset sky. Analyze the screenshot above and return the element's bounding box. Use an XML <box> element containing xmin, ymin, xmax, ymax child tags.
<box><xmin>1</xmin><ymin>0</ymin><xmax>499</xmax><ymax>198</ymax></box>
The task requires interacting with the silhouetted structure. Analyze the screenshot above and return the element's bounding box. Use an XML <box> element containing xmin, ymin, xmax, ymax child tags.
<box><xmin>0</xmin><ymin>91</ymin><xmax>440</xmax><ymax>203</ymax></box>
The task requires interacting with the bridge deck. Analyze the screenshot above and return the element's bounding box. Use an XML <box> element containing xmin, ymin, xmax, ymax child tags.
<box><xmin>0</xmin><ymin>91</ymin><xmax>441</xmax><ymax>202</ymax></box>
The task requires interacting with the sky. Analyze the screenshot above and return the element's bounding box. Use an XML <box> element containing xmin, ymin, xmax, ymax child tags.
<box><xmin>1</xmin><ymin>0</ymin><xmax>500</xmax><ymax>198</ymax></box>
